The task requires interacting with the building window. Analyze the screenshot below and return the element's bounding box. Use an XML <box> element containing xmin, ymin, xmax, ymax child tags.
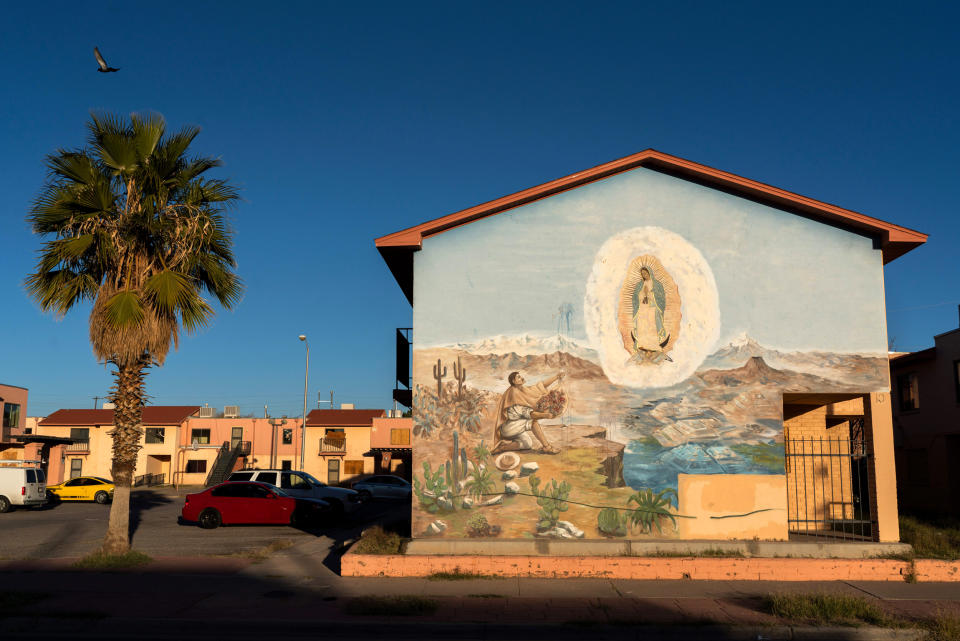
<box><xmin>191</xmin><ymin>429</ymin><xmax>210</xmax><ymax>444</ymax></box>
<box><xmin>897</xmin><ymin>373</ymin><xmax>919</xmax><ymax>412</ymax></box>
<box><xmin>282</xmin><ymin>428</ymin><xmax>293</xmax><ymax>445</ymax></box>
<box><xmin>185</xmin><ymin>460</ymin><xmax>207</xmax><ymax>474</ymax></box>
<box><xmin>954</xmin><ymin>360</ymin><xmax>960</xmax><ymax>403</ymax></box>
<box><xmin>344</xmin><ymin>460</ymin><xmax>364</xmax><ymax>475</ymax></box>
<box><xmin>281</xmin><ymin>459</ymin><xmax>292</xmax><ymax>471</ymax></box>
<box><xmin>2</xmin><ymin>403</ymin><xmax>20</xmax><ymax>428</ymax></box>
<box><xmin>327</xmin><ymin>459</ymin><xmax>340</xmax><ymax>485</ymax></box>
<box><xmin>231</xmin><ymin>427</ymin><xmax>243</xmax><ymax>448</ymax></box>
<box><xmin>145</xmin><ymin>428</ymin><xmax>165</xmax><ymax>444</ymax></box>
<box><xmin>70</xmin><ymin>427</ymin><xmax>90</xmax><ymax>443</ymax></box>
<box><xmin>390</xmin><ymin>428</ymin><xmax>410</xmax><ymax>445</ymax></box>
<box><xmin>69</xmin><ymin>458</ymin><xmax>82</xmax><ymax>479</ymax></box>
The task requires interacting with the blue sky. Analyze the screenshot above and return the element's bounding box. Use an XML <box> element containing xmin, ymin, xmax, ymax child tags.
<box><xmin>1</xmin><ymin>1</ymin><xmax>957</xmax><ymax>417</ymax></box>
<box><xmin>415</xmin><ymin>167</ymin><xmax>888</xmax><ymax>354</ymax></box>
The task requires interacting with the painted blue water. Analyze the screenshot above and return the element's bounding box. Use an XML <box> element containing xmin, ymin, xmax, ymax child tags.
<box><xmin>623</xmin><ymin>438</ymin><xmax>785</xmax><ymax>506</ymax></box>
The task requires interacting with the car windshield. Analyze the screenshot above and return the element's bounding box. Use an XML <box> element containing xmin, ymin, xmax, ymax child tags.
<box><xmin>270</xmin><ymin>486</ymin><xmax>291</xmax><ymax>497</ymax></box>
<box><xmin>300</xmin><ymin>472</ymin><xmax>325</xmax><ymax>487</ymax></box>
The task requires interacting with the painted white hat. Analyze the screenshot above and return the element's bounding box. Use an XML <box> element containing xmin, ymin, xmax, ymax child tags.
<box><xmin>494</xmin><ymin>452</ymin><xmax>520</xmax><ymax>471</ymax></box>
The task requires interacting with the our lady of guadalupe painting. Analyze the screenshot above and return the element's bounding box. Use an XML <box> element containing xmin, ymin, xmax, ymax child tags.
<box><xmin>618</xmin><ymin>255</ymin><xmax>681</xmax><ymax>364</ymax></box>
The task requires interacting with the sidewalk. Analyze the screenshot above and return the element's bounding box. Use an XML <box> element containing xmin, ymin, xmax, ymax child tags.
<box><xmin>1</xmin><ymin>537</ymin><xmax>957</xmax><ymax>640</ymax></box>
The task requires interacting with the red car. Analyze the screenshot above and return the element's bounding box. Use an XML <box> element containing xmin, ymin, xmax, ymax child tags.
<box><xmin>181</xmin><ymin>481</ymin><xmax>328</xmax><ymax>529</ymax></box>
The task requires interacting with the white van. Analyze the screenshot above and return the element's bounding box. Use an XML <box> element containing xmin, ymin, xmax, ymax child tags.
<box><xmin>0</xmin><ymin>461</ymin><xmax>48</xmax><ymax>512</ymax></box>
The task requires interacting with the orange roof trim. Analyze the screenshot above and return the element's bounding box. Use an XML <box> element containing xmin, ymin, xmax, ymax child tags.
<box><xmin>305</xmin><ymin>409</ymin><xmax>386</xmax><ymax>427</ymax></box>
<box><xmin>376</xmin><ymin>149</ymin><xmax>926</xmax><ymax>302</ymax></box>
<box><xmin>41</xmin><ymin>406</ymin><xmax>201</xmax><ymax>427</ymax></box>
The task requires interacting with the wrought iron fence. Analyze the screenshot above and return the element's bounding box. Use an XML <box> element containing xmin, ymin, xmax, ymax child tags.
<box><xmin>785</xmin><ymin>426</ymin><xmax>874</xmax><ymax>541</ymax></box>
<box><xmin>133</xmin><ymin>473</ymin><xmax>166</xmax><ymax>487</ymax></box>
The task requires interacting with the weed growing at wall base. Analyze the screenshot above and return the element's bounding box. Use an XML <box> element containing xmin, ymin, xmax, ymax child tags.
<box><xmin>73</xmin><ymin>550</ymin><xmax>152</xmax><ymax>570</ymax></box>
<box><xmin>764</xmin><ymin>592</ymin><xmax>893</xmax><ymax>627</ymax></box>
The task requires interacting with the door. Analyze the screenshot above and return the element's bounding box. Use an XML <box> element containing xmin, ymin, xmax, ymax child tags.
<box><xmin>327</xmin><ymin>459</ymin><xmax>340</xmax><ymax>485</ymax></box>
<box><xmin>210</xmin><ymin>484</ymin><xmax>243</xmax><ymax>523</ymax></box>
<box><xmin>244</xmin><ymin>483</ymin><xmax>288</xmax><ymax>523</ymax></box>
<box><xmin>69</xmin><ymin>459</ymin><xmax>82</xmax><ymax>480</ymax></box>
<box><xmin>23</xmin><ymin>469</ymin><xmax>45</xmax><ymax>502</ymax></box>
<box><xmin>60</xmin><ymin>477</ymin><xmax>84</xmax><ymax>499</ymax></box>
<box><xmin>280</xmin><ymin>472</ymin><xmax>312</xmax><ymax>499</ymax></box>
<box><xmin>231</xmin><ymin>427</ymin><xmax>243</xmax><ymax>450</ymax></box>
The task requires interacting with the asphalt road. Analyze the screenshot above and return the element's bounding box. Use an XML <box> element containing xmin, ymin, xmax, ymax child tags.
<box><xmin>0</xmin><ymin>487</ymin><xmax>410</xmax><ymax>560</ymax></box>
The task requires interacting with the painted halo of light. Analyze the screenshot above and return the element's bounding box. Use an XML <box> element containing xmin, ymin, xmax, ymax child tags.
<box><xmin>584</xmin><ymin>226</ymin><xmax>720</xmax><ymax>388</ymax></box>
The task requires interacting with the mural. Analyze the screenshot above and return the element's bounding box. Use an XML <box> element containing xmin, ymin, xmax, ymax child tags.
<box><xmin>410</xmin><ymin>168</ymin><xmax>889</xmax><ymax>541</ymax></box>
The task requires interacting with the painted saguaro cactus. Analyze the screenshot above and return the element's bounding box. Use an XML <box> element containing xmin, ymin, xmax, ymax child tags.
<box><xmin>433</xmin><ymin>358</ymin><xmax>447</xmax><ymax>399</ymax></box>
<box><xmin>452</xmin><ymin>355</ymin><xmax>466</xmax><ymax>399</ymax></box>
<box><xmin>445</xmin><ymin>430</ymin><xmax>470</xmax><ymax>490</ymax></box>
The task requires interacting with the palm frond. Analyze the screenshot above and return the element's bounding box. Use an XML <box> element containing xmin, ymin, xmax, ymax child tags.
<box><xmin>129</xmin><ymin>113</ymin><xmax>165</xmax><ymax>161</ymax></box>
<box><xmin>29</xmin><ymin>112</ymin><xmax>240</xmax><ymax>367</ymax></box>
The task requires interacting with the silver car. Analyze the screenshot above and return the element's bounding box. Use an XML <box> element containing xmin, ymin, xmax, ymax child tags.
<box><xmin>351</xmin><ymin>475</ymin><xmax>412</xmax><ymax>501</ymax></box>
<box><xmin>227</xmin><ymin>469</ymin><xmax>362</xmax><ymax>515</ymax></box>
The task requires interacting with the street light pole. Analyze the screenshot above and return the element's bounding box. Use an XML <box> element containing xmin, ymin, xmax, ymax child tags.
<box><xmin>298</xmin><ymin>334</ymin><xmax>309</xmax><ymax>472</ymax></box>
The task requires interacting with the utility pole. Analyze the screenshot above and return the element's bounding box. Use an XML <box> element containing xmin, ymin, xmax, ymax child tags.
<box><xmin>92</xmin><ymin>396</ymin><xmax>100</xmax><ymax>409</ymax></box>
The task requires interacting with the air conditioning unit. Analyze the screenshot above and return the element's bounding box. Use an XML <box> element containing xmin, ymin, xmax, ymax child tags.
<box><xmin>340</xmin><ymin>403</ymin><xmax>354</xmax><ymax>410</ymax></box>
<box><xmin>102</xmin><ymin>402</ymin><xmax>116</xmax><ymax>409</ymax></box>
<box><xmin>224</xmin><ymin>406</ymin><xmax>239</xmax><ymax>418</ymax></box>
<box><xmin>197</xmin><ymin>407</ymin><xmax>214</xmax><ymax>418</ymax></box>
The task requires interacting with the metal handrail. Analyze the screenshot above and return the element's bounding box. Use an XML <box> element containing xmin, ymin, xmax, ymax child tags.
<box><xmin>65</xmin><ymin>440</ymin><xmax>90</xmax><ymax>452</ymax></box>
<box><xmin>320</xmin><ymin>437</ymin><xmax>346</xmax><ymax>454</ymax></box>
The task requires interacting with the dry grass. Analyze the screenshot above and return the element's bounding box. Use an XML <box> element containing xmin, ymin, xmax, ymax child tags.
<box><xmin>926</xmin><ymin>611</ymin><xmax>960</xmax><ymax>641</ymax></box>
<box><xmin>73</xmin><ymin>550</ymin><xmax>152</xmax><ymax>570</ymax></box>
<box><xmin>427</xmin><ymin>568</ymin><xmax>498</xmax><ymax>581</ymax></box>
<box><xmin>352</xmin><ymin>526</ymin><xmax>404</xmax><ymax>555</ymax></box>
<box><xmin>344</xmin><ymin>595</ymin><xmax>438</xmax><ymax>616</ymax></box>
<box><xmin>764</xmin><ymin>592</ymin><xmax>893</xmax><ymax>627</ymax></box>
<box><xmin>231</xmin><ymin>539</ymin><xmax>295</xmax><ymax>562</ymax></box>
<box><xmin>900</xmin><ymin>516</ymin><xmax>960</xmax><ymax>560</ymax></box>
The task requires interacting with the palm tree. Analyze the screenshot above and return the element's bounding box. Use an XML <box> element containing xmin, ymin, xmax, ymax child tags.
<box><xmin>26</xmin><ymin>113</ymin><xmax>242</xmax><ymax>554</ymax></box>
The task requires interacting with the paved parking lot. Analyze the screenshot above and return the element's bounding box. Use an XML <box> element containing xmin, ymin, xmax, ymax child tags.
<box><xmin>0</xmin><ymin>487</ymin><xmax>409</xmax><ymax>560</ymax></box>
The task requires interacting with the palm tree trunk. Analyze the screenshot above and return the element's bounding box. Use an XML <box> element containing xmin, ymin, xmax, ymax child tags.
<box><xmin>102</xmin><ymin>359</ymin><xmax>147</xmax><ymax>555</ymax></box>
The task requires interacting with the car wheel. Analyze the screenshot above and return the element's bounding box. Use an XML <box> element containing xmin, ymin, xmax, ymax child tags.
<box><xmin>94</xmin><ymin>491</ymin><xmax>110</xmax><ymax>505</ymax></box>
<box><xmin>0</xmin><ymin>496</ymin><xmax>10</xmax><ymax>514</ymax></box>
<box><xmin>198</xmin><ymin>508</ymin><xmax>222</xmax><ymax>529</ymax></box>
<box><xmin>46</xmin><ymin>491</ymin><xmax>60</xmax><ymax>505</ymax></box>
<box><xmin>358</xmin><ymin>490</ymin><xmax>372</xmax><ymax>502</ymax></box>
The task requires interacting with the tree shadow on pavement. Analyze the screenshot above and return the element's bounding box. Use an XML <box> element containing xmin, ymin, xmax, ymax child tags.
<box><xmin>290</xmin><ymin>500</ymin><xmax>411</xmax><ymax>574</ymax></box>
<box><xmin>128</xmin><ymin>490</ymin><xmax>174</xmax><ymax>541</ymax></box>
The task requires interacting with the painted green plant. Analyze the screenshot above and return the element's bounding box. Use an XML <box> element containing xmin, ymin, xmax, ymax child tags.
<box><xmin>465</xmin><ymin>463</ymin><xmax>496</xmax><ymax>500</ymax></box>
<box><xmin>528</xmin><ymin>475</ymin><xmax>570</xmax><ymax>531</ymax></box>
<box><xmin>627</xmin><ymin>488</ymin><xmax>678</xmax><ymax>534</ymax></box>
<box><xmin>412</xmin><ymin>385</ymin><xmax>437</xmax><ymax>438</ymax></box>
<box><xmin>472</xmin><ymin>440</ymin><xmax>491</xmax><ymax>464</ymax></box>
<box><xmin>412</xmin><ymin>461</ymin><xmax>451</xmax><ymax>514</ymax></box>
<box><xmin>466</xmin><ymin>512</ymin><xmax>492</xmax><ymax>537</ymax></box>
<box><xmin>598</xmin><ymin>507</ymin><xmax>627</xmax><ymax>537</ymax></box>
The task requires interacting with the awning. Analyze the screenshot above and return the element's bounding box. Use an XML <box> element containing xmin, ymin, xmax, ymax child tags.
<box><xmin>13</xmin><ymin>435</ymin><xmax>75</xmax><ymax>446</ymax></box>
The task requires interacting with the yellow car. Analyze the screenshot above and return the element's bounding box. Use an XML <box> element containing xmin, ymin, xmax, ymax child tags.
<box><xmin>47</xmin><ymin>476</ymin><xmax>114</xmax><ymax>504</ymax></box>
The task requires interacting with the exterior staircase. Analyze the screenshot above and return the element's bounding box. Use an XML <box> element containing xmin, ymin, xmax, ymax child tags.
<box><xmin>204</xmin><ymin>440</ymin><xmax>251</xmax><ymax>486</ymax></box>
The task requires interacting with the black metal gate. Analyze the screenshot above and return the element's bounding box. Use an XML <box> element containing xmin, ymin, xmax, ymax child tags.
<box><xmin>785</xmin><ymin>418</ymin><xmax>875</xmax><ymax>541</ymax></box>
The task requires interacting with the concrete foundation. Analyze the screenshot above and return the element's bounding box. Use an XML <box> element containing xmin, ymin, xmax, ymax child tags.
<box><xmin>404</xmin><ymin>538</ymin><xmax>912</xmax><ymax>559</ymax></box>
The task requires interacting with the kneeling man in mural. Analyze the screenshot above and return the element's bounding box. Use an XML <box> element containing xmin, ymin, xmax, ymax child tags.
<box><xmin>492</xmin><ymin>370</ymin><xmax>565</xmax><ymax>455</ymax></box>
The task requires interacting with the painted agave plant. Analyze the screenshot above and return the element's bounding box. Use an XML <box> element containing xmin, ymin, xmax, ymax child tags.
<box><xmin>626</xmin><ymin>487</ymin><xmax>678</xmax><ymax>534</ymax></box>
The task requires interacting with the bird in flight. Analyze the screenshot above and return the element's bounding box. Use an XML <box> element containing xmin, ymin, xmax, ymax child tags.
<box><xmin>94</xmin><ymin>47</ymin><xmax>120</xmax><ymax>73</ymax></box>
